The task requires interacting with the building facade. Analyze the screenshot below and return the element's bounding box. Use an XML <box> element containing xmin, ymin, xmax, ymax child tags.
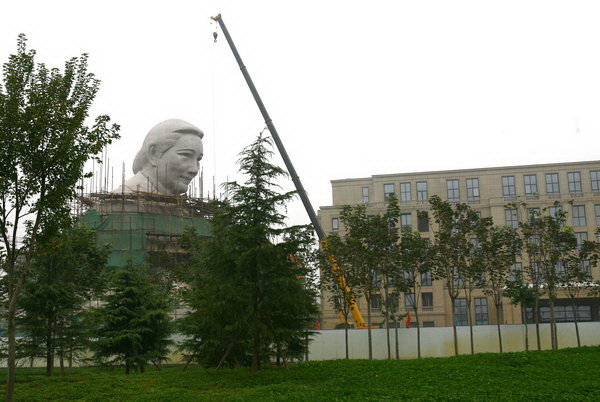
<box><xmin>318</xmin><ymin>160</ymin><xmax>600</xmax><ymax>329</ymax></box>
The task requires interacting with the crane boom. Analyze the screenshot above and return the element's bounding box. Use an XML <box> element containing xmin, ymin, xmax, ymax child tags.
<box><xmin>211</xmin><ymin>14</ymin><xmax>371</xmax><ymax>329</ymax></box>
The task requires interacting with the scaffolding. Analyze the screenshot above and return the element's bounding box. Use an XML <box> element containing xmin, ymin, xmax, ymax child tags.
<box><xmin>76</xmin><ymin>191</ymin><xmax>214</xmax><ymax>267</ymax></box>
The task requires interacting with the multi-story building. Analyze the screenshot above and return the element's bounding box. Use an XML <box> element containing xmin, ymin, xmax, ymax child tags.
<box><xmin>318</xmin><ymin>160</ymin><xmax>600</xmax><ymax>329</ymax></box>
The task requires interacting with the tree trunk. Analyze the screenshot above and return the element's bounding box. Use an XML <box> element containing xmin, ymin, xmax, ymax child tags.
<box><xmin>344</xmin><ymin>320</ymin><xmax>349</xmax><ymax>360</ymax></box>
<box><xmin>6</xmin><ymin>303</ymin><xmax>17</xmax><ymax>402</ymax></box>
<box><xmin>414</xmin><ymin>307</ymin><xmax>421</xmax><ymax>359</ymax></box>
<box><xmin>572</xmin><ymin>300</ymin><xmax>581</xmax><ymax>347</ymax></box>
<box><xmin>46</xmin><ymin>321</ymin><xmax>54</xmax><ymax>377</ymax></box>
<box><xmin>384</xmin><ymin>287</ymin><xmax>391</xmax><ymax>359</ymax></box>
<box><xmin>451</xmin><ymin>298</ymin><xmax>459</xmax><ymax>356</ymax></box>
<box><xmin>252</xmin><ymin>331</ymin><xmax>261</xmax><ymax>371</ymax></box>
<box><xmin>548</xmin><ymin>296</ymin><xmax>558</xmax><ymax>349</ymax></box>
<box><xmin>394</xmin><ymin>323</ymin><xmax>399</xmax><ymax>360</ymax></box>
<box><xmin>466</xmin><ymin>296</ymin><xmax>474</xmax><ymax>355</ymax></box>
<box><xmin>534</xmin><ymin>296</ymin><xmax>541</xmax><ymax>350</ymax></box>
<box><xmin>59</xmin><ymin>352</ymin><xmax>65</xmax><ymax>376</ymax></box>
<box><xmin>521</xmin><ymin>306</ymin><xmax>529</xmax><ymax>351</ymax></box>
<box><xmin>366</xmin><ymin>299</ymin><xmax>373</xmax><ymax>360</ymax></box>
<box><xmin>276</xmin><ymin>342</ymin><xmax>281</xmax><ymax>366</ymax></box>
<box><xmin>216</xmin><ymin>342</ymin><xmax>235</xmax><ymax>371</ymax></box>
<box><xmin>495</xmin><ymin>302</ymin><xmax>503</xmax><ymax>353</ymax></box>
<box><xmin>68</xmin><ymin>344</ymin><xmax>73</xmax><ymax>371</ymax></box>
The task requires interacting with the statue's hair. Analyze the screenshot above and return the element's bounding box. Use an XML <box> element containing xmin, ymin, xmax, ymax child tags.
<box><xmin>132</xmin><ymin>119</ymin><xmax>204</xmax><ymax>174</ymax></box>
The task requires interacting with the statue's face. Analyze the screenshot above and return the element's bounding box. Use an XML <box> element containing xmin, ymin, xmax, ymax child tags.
<box><xmin>155</xmin><ymin>134</ymin><xmax>203</xmax><ymax>194</ymax></box>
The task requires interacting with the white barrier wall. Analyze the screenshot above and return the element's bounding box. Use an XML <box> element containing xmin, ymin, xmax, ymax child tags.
<box><xmin>308</xmin><ymin>322</ymin><xmax>600</xmax><ymax>360</ymax></box>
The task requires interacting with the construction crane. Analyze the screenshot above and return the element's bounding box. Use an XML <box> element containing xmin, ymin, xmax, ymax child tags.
<box><xmin>211</xmin><ymin>14</ymin><xmax>373</xmax><ymax>329</ymax></box>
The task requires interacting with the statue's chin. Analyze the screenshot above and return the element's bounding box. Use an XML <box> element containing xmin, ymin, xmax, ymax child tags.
<box><xmin>171</xmin><ymin>180</ymin><xmax>191</xmax><ymax>195</ymax></box>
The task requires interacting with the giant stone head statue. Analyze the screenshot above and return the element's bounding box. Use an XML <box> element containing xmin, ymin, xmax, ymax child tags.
<box><xmin>115</xmin><ymin>119</ymin><xmax>204</xmax><ymax>195</ymax></box>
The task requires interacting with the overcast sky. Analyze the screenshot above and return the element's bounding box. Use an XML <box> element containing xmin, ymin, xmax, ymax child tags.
<box><xmin>3</xmin><ymin>1</ymin><xmax>600</xmax><ymax>229</ymax></box>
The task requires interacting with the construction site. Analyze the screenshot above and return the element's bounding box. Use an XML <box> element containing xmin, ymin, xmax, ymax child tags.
<box><xmin>71</xmin><ymin>150</ymin><xmax>215</xmax><ymax>269</ymax></box>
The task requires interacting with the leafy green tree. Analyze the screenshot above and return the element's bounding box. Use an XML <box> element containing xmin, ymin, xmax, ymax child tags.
<box><xmin>477</xmin><ymin>224</ymin><xmax>521</xmax><ymax>352</ymax></box>
<box><xmin>0</xmin><ymin>34</ymin><xmax>119</xmax><ymax>400</ymax></box>
<box><xmin>317</xmin><ymin>233</ymin><xmax>357</xmax><ymax>359</ymax></box>
<box><xmin>428</xmin><ymin>195</ymin><xmax>479</xmax><ymax>356</ymax></box>
<box><xmin>504</xmin><ymin>274</ymin><xmax>538</xmax><ymax>351</ymax></box>
<box><xmin>517</xmin><ymin>203</ymin><xmax>577</xmax><ymax>350</ymax></box>
<box><xmin>559</xmin><ymin>236</ymin><xmax>598</xmax><ymax>347</ymax></box>
<box><xmin>179</xmin><ymin>135</ymin><xmax>318</xmax><ymax>371</ymax></box>
<box><xmin>90</xmin><ymin>261</ymin><xmax>173</xmax><ymax>374</ymax></box>
<box><xmin>17</xmin><ymin>227</ymin><xmax>108</xmax><ymax>376</ymax></box>
<box><xmin>395</xmin><ymin>226</ymin><xmax>432</xmax><ymax>358</ymax></box>
<box><xmin>332</xmin><ymin>199</ymin><xmax>399</xmax><ymax>360</ymax></box>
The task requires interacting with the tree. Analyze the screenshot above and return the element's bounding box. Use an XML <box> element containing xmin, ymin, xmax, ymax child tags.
<box><xmin>517</xmin><ymin>203</ymin><xmax>577</xmax><ymax>350</ymax></box>
<box><xmin>0</xmin><ymin>35</ymin><xmax>119</xmax><ymax>400</ymax></box>
<box><xmin>428</xmin><ymin>195</ymin><xmax>478</xmax><ymax>356</ymax></box>
<box><xmin>91</xmin><ymin>261</ymin><xmax>173</xmax><ymax>374</ymax></box>
<box><xmin>317</xmin><ymin>233</ymin><xmax>357</xmax><ymax>359</ymax></box>
<box><xmin>504</xmin><ymin>275</ymin><xmax>538</xmax><ymax>351</ymax></box>
<box><xmin>477</xmin><ymin>224</ymin><xmax>521</xmax><ymax>352</ymax></box>
<box><xmin>179</xmin><ymin>135</ymin><xmax>318</xmax><ymax>371</ymax></box>
<box><xmin>559</xmin><ymin>236</ymin><xmax>598</xmax><ymax>347</ymax></box>
<box><xmin>332</xmin><ymin>199</ymin><xmax>399</xmax><ymax>360</ymax></box>
<box><xmin>394</xmin><ymin>225</ymin><xmax>432</xmax><ymax>358</ymax></box>
<box><xmin>17</xmin><ymin>227</ymin><xmax>108</xmax><ymax>376</ymax></box>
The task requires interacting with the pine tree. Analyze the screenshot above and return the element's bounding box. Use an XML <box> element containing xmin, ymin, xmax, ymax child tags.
<box><xmin>179</xmin><ymin>134</ymin><xmax>318</xmax><ymax>370</ymax></box>
<box><xmin>17</xmin><ymin>227</ymin><xmax>108</xmax><ymax>376</ymax></box>
<box><xmin>91</xmin><ymin>261</ymin><xmax>172</xmax><ymax>374</ymax></box>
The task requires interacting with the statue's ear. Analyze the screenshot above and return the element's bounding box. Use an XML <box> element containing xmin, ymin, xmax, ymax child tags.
<box><xmin>148</xmin><ymin>145</ymin><xmax>160</xmax><ymax>167</ymax></box>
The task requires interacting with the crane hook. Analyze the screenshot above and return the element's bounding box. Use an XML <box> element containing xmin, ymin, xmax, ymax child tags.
<box><xmin>213</xmin><ymin>31</ymin><xmax>218</xmax><ymax>43</ymax></box>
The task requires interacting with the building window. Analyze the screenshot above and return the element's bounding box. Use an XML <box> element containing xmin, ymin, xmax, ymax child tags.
<box><xmin>422</xmin><ymin>321</ymin><xmax>435</xmax><ymax>327</ymax></box>
<box><xmin>546</xmin><ymin>173</ymin><xmax>560</xmax><ymax>196</ymax></box>
<box><xmin>575</xmin><ymin>232</ymin><xmax>588</xmax><ymax>256</ymax></box>
<box><xmin>538</xmin><ymin>305</ymin><xmax>592</xmax><ymax>322</ymax></box>
<box><xmin>454</xmin><ymin>298</ymin><xmax>468</xmax><ymax>326</ymax></box>
<box><xmin>370</xmin><ymin>294</ymin><xmax>382</xmax><ymax>309</ymax></box>
<box><xmin>417</xmin><ymin>181</ymin><xmax>428</xmax><ymax>203</ymax></box>
<box><xmin>505</xmin><ymin>208</ymin><xmax>518</xmax><ymax>229</ymax></box>
<box><xmin>595</xmin><ymin>205</ymin><xmax>600</xmax><ymax>226</ymax></box>
<box><xmin>447</xmin><ymin>179</ymin><xmax>460</xmax><ymax>202</ymax></box>
<box><xmin>572</xmin><ymin>205</ymin><xmax>586</xmax><ymax>226</ymax></box>
<box><xmin>591</xmin><ymin>171</ymin><xmax>600</xmax><ymax>193</ymax></box>
<box><xmin>509</xmin><ymin>262</ymin><xmax>522</xmax><ymax>282</ymax></box>
<box><xmin>502</xmin><ymin>176</ymin><xmax>516</xmax><ymax>199</ymax></box>
<box><xmin>331</xmin><ymin>217</ymin><xmax>339</xmax><ymax>231</ymax></box>
<box><xmin>404</xmin><ymin>293</ymin><xmax>415</xmax><ymax>308</ymax></box>
<box><xmin>474</xmin><ymin>297</ymin><xmax>489</xmax><ymax>325</ymax></box>
<box><xmin>400</xmin><ymin>213</ymin><xmax>412</xmax><ymax>229</ymax></box>
<box><xmin>466</xmin><ymin>178</ymin><xmax>480</xmax><ymax>202</ymax></box>
<box><xmin>568</xmin><ymin>172</ymin><xmax>583</xmax><ymax>196</ymax></box>
<box><xmin>417</xmin><ymin>214</ymin><xmax>429</xmax><ymax>232</ymax></box>
<box><xmin>524</xmin><ymin>174</ymin><xmax>538</xmax><ymax>197</ymax></box>
<box><xmin>527</xmin><ymin>207</ymin><xmax>540</xmax><ymax>222</ymax></box>
<box><xmin>548</xmin><ymin>205</ymin><xmax>563</xmax><ymax>218</ymax></box>
<box><xmin>400</xmin><ymin>182</ymin><xmax>411</xmax><ymax>203</ymax></box>
<box><xmin>384</xmin><ymin>183</ymin><xmax>395</xmax><ymax>200</ymax></box>
<box><xmin>362</xmin><ymin>187</ymin><xmax>369</xmax><ymax>203</ymax></box>
<box><xmin>421</xmin><ymin>292</ymin><xmax>433</xmax><ymax>308</ymax></box>
<box><xmin>420</xmin><ymin>270</ymin><xmax>432</xmax><ymax>286</ymax></box>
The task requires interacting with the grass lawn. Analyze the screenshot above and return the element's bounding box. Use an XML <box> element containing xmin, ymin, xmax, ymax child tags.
<box><xmin>1</xmin><ymin>346</ymin><xmax>600</xmax><ymax>401</ymax></box>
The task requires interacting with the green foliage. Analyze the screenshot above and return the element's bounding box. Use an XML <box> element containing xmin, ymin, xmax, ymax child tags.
<box><xmin>0</xmin><ymin>34</ymin><xmax>119</xmax><ymax>399</ymax></box>
<box><xmin>179</xmin><ymin>135</ymin><xmax>318</xmax><ymax>370</ymax></box>
<box><xmin>2</xmin><ymin>347</ymin><xmax>600</xmax><ymax>400</ymax></box>
<box><xmin>427</xmin><ymin>195</ymin><xmax>481</xmax><ymax>298</ymax></box>
<box><xmin>90</xmin><ymin>261</ymin><xmax>173</xmax><ymax>374</ymax></box>
<box><xmin>17</xmin><ymin>227</ymin><xmax>109</xmax><ymax>374</ymax></box>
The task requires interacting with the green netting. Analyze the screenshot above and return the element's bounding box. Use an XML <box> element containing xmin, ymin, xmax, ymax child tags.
<box><xmin>78</xmin><ymin>209</ymin><xmax>211</xmax><ymax>267</ymax></box>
